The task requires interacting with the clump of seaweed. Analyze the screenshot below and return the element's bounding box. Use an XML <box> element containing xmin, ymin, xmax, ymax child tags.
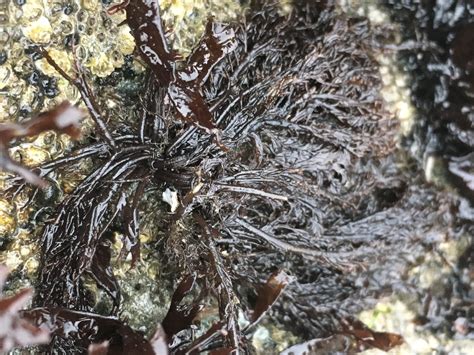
<box><xmin>1</xmin><ymin>0</ymin><xmax>468</xmax><ymax>353</ymax></box>
<box><xmin>382</xmin><ymin>0</ymin><xmax>474</xmax><ymax>203</ymax></box>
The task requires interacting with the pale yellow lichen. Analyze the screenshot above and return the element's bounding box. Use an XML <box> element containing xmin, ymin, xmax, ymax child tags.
<box><xmin>22</xmin><ymin>16</ymin><xmax>53</xmax><ymax>44</ymax></box>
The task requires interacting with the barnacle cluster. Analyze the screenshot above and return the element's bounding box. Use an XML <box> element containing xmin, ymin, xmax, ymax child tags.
<box><xmin>160</xmin><ymin>0</ymin><xmax>244</xmax><ymax>55</ymax></box>
<box><xmin>0</xmin><ymin>0</ymin><xmax>242</xmax><ymax>124</ymax></box>
<box><xmin>0</xmin><ymin>0</ymin><xmax>241</xmax><ymax>258</ymax></box>
<box><xmin>2</xmin><ymin>1</ymin><xmax>124</xmax><ymax>121</ymax></box>
<box><xmin>0</xmin><ymin>0</ymin><xmax>244</xmax><ymax>334</ymax></box>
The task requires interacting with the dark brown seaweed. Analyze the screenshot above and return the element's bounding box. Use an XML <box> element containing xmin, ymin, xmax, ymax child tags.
<box><xmin>338</xmin><ymin>316</ymin><xmax>404</xmax><ymax>352</ymax></box>
<box><xmin>194</xmin><ymin>214</ymin><xmax>241</xmax><ymax>352</ymax></box>
<box><xmin>88</xmin><ymin>341</ymin><xmax>110</xmax><ymax>355</ymax></box>
<box><xmin>22</xmin><ymin>307</ymin><xmax>155</xmax><ymax>354</ymax></box>
<box><xmin>7</xmin><ymin>0</ymin><xmax>468</xmax><ymax>353</ymax></box>
<box><xmin>162</xmin><ymin>274</ymin><xmax>203</xmax><ymax>340</ymax></box>
<box><xmin>110</xmin><ymin>0</ymin><xmax>236</xmax><ymax>132</ymax></box>
<box><xmin>248</xmin><ymin>270</ymin><xmax>294</xmax><ymax>327</ymax></box>
<box><xmin>33</xmin><ymin>147</ymin><xmax>152</xmax><ymax>311</ymax></box>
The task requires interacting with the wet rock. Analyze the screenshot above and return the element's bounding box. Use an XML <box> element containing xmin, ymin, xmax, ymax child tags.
<box><xmin>0</xmin><ymin>199</ymin><xmax>17</xmax><ymax>236</ymax></box>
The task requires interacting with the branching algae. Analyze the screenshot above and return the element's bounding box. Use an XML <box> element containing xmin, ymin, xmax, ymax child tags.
<box><xmin>2</xmin><ymin>0</ymin><xmax>467</xmax><ymax>353</ymax></box>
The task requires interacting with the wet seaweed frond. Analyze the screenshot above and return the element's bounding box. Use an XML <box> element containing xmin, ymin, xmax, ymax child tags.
<box><xmin>2</xmin><ymin>0</ymin><xmax>465</xmax><ymax>353</ymax></box>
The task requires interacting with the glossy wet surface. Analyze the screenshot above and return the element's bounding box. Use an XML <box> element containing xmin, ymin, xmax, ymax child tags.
<box><xmin>0</xmin><ymin>0</ymin><xmax>473</xmax><ymax>354</ymax></box>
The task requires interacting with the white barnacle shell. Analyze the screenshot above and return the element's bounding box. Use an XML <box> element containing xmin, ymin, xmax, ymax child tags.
<box><xmin>162</xmin><ymin>188</ymin><xmax>179</xmax><ymax>212</ymax></box>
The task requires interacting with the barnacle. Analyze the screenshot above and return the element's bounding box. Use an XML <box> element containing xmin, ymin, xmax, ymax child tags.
<box><xmin>0</xmin><ymin>223</ymin><xmax>40</xmax><ymax>272</ymax></box>
<box><xmin>86</xmin><ymin>52</ymin><xmax>116</xmax><ymax>77</ymax></box>
<box><xmin>23</xmin><ymin>16</ymin><xmax>53</xmax><ymax>44</ymax></box>
<box><xmin>12</xmin><ymin>144</ymin><xmax>51</xmax><ymax>167</ymax></box>
<box><xmin>19</xmin><ymin>1</ymin><xmax>44</xmax><ymax>23</ymax></box>
<box><xmin>82</xmin><ymin>0</ymin><xmax>99</xmax><ymax>11</ymax></box>
<box><xmin>0</xmin><ymin>66</ymin><xmax>12</xmax><ymax>91</ymax></box>
<box><xmin>0</xmin><ymin>198</ymin><xmax>16</xmax><ymax>236</ymax></box>
<box><xmin>117</xmin><ymin>26</ymin><xmax>136</xmax><ymax>56</ymax></box>
<box><xmin>37</xmin><ymin>49</ymin><xmax>74</xmax><ymax>77</ymax></box>
<box><xmin>160</xmin><ymin>0</ymin><xmax>244</xmax><ymax>54</ymax></box>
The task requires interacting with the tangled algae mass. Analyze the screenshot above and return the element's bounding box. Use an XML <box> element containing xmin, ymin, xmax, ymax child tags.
<box><xmin>0</xmin><ymin>0</ymin><xmax>473</xmax><ymax>354</ymax></box>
